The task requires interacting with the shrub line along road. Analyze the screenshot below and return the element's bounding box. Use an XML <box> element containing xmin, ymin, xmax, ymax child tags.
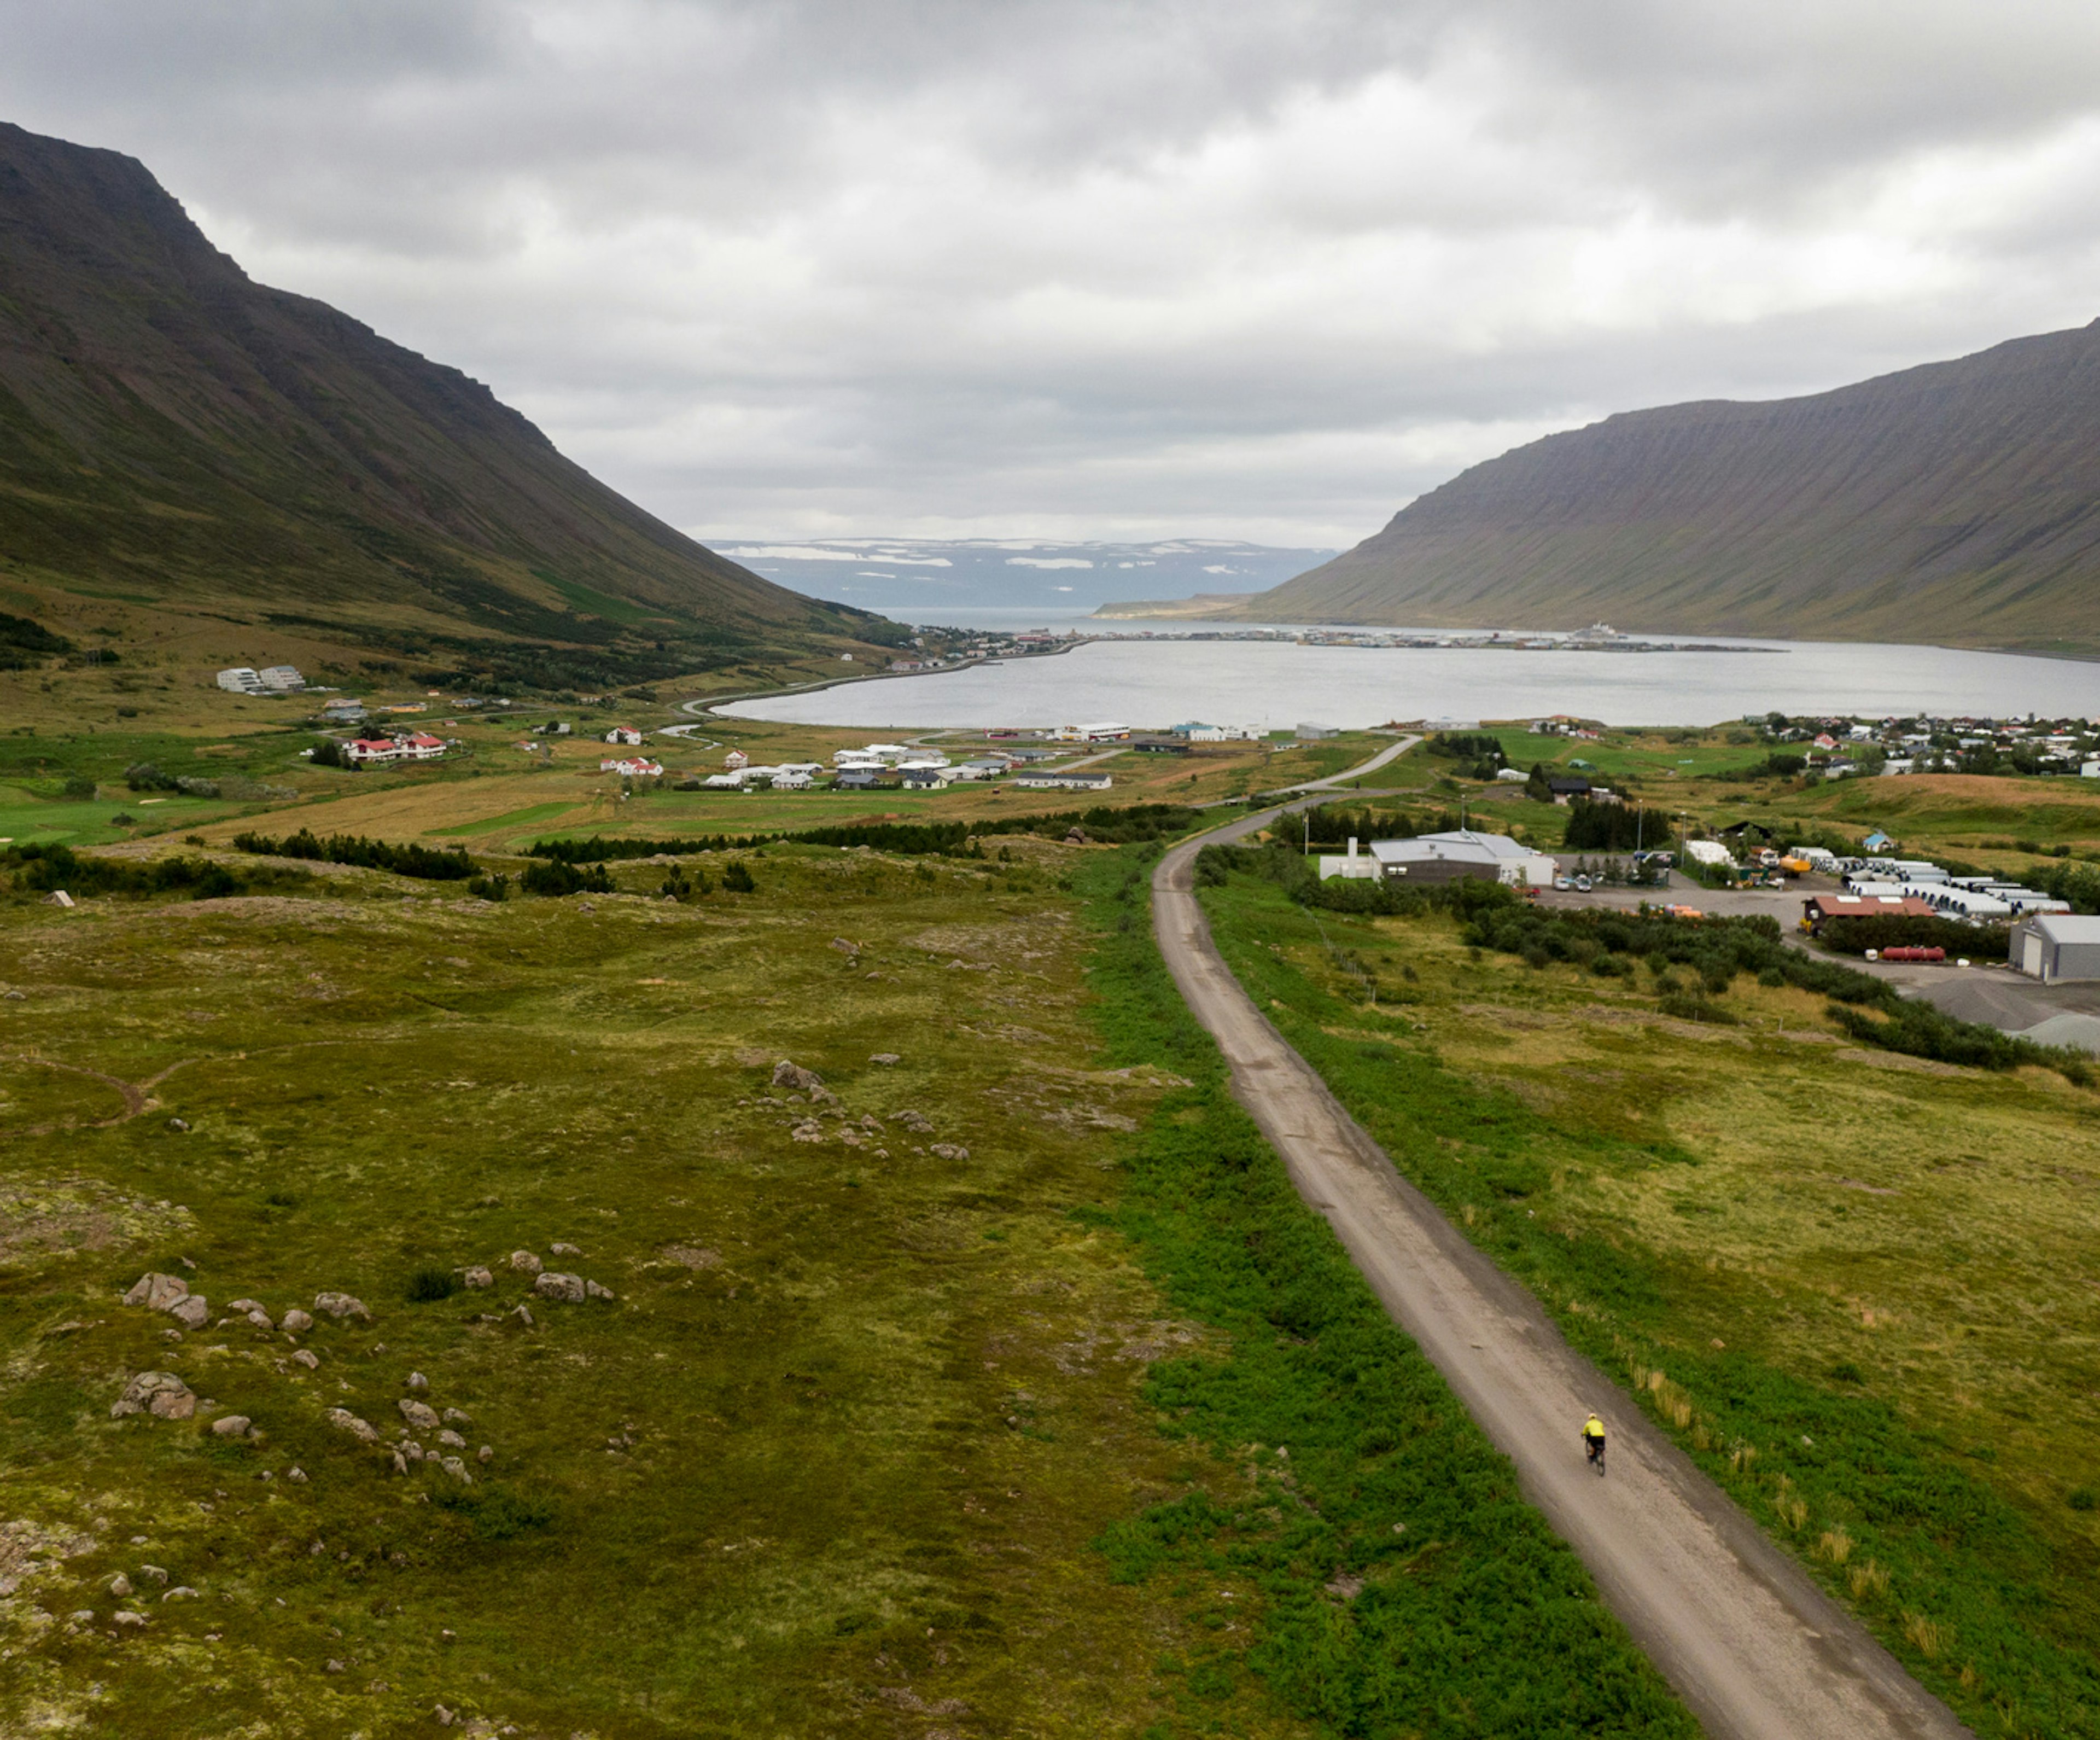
<box><xmin>1152</xmin><ymin>755</ymin><xmax>1972</xmax><ymax>1740</ymax></box>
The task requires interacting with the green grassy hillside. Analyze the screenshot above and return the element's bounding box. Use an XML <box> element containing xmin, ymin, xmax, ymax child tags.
<box><xmin>0</xmin><ymin>123</ymin><xmax>897</xmax><ymax>688</ymax></box>
<box><xmin>1246</xmin><ymin>321</ymin><xmax>2100</xmax><ymax>655</ymax></box>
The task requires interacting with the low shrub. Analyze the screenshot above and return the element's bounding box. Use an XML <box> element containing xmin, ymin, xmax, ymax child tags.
<box><xmin>231</xmin><ymin>829</ymin><xmax>477</xmax><ymax>881</ymax></box>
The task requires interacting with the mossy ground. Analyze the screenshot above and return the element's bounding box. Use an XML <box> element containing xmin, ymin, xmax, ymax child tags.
<box><xmin>1</xmin><ymin>842</ymin><xmax>1313</xmax><ymax>1737</ymax></box>
<box><xmin>1198</xmin><ymin>866</ymin><xmax>2100</xmax><ymax>1736</ymax></box>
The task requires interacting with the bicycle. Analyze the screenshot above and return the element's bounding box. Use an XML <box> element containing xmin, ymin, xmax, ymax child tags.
<box><xmin>1585</xmin><ymin>1437</ymin><xmax>1606</xmax><ymax>1478</ymax></box>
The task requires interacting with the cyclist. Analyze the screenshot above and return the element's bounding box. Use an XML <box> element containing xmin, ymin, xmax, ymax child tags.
<box><xmin>1582</xmin><ymin>1411</ymin><xmax>1607</xmax><ymax>1471</ymax></box>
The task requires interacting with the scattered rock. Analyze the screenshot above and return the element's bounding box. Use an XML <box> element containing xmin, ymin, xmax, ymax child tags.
<box><xmin>324</xmin><ymin>1408</ymin><xmax>380</xmax><ymax>1444</ymax></box>
<box><xmin>280</xmin><ymin>1308</ymin><xmax>313</xmax><ymax>1334</ymax></box>
<box><xmin>163</xmin><ymin>1586</ymin><xmax>199</xmax><ymax>1602</ymax></box>
<box><xmin>930</xmin><ymin>1144</ymin><xmax>970</xmax><ymax>1161</ymax></box>
<box><xmin>438</xmin><ymin>1429</ymin><xmax>466</xmax><ymax>1449</ymax></box>
<box><xmin>210</xmin><ymin>1415</ymin><xmax>252</xmax><ymax>1438</ymax></box>
<box><xmin>244</xmin><ymin>1309</ymin><xmax>273</xmax><ymax>1330</ymax></box>
<box><xmin>124</xmin><ymin>1273</ymin><xmax>190</xmax><ymax>1311</ymax></box>
<box><xmin>313</xmin><ymin>1291</ymin><xmax>371</xmax><ymax>1323</ymax></box>
<box><xmin>830</xmin><ymin>936</ymin><xmax>859</xmax><ymax>955</ymax></box>
<box><xmin>112</xmin><ymin>1611</ymin><xmax>147</xmax><ymax>1630</ymax></box>
<box><xmin>287</xmin><ymin>1467</ymin><xmax>307</xmax><ymax>1483</ymax></box>
<box><xmin>138</xmin><ymin>1566</ymin><xmax>168</xmax><ymax>1586</ymax></box>
<box><xmin>325</xmin><ymin>1658</ymin><xmax>345</xmax><ymax>1673</ymax></box>
<box><xmin>162</xmin><ymin>1329</ymin><xmax>183</xmax><ymax>1343</ymax></box>
<box><xmin>406</xmin><ymin>1371</ymin><xmax>429</xmax><ymax>1392</ymax></box>
<box><xmin>508</xmin><ymin>1250</ymin><xmax>542</xmax><ymax>1276</ymax></box>
<box><xmin>166</xmin><ymin>1117</ymin><xmax>189</xmax><ymax>1132</ymax></box>
<box><xmin>869</xmin><ymin>1052</ymin><xmax>900</xmax><ymax>1065</ymax></box>
<box><xmin>510</xmin><ymin>1304</ymin><xmax>534</xmax><ymax>1328</ymax></box>
<box><xmin>550</xmin><ymin>1241</ymin><xmax>581</xmax><ymax>1255</ymax></box>
<box><xmin>889</xmin><ymin>1109</ymin><xmax>934</xmax><ymax>1132</ymax></box>
<box><xmin>399</xmin><ymin>1399</ymin><xmax>441</xmax><ymax>1432</ymax></box>
<box><xmin>2</xmin><ymin>988</ymin><xmax>22</xmax><ymax>999</ymax></box>
<box><xmin>772</xmin><ymin>1060</ymin><xmax>824</xmax><ymax>1094</ymax></box>
<box><xmin>442</xmin><ymin>1406</ymin><xmax>472</xmax><ymax>1424</ymax></box>
<box><xmin>112</xmin><ymin>1372</ymin><xmax>195</xmax><ymax>1421</ymax></box>
<box><xmin>167</xmin><ymin>1295</ymin><xmax>210</xmax><ymax>1330</ymax></box>
<box><xmin>438</xmin><ymin>1456</ymin><xmax>472</xmax><ymax>1483</ymax></box>
<box><xmin>390</xmin><ymin>1451</ymin><xmax>409</xmax><ymax>1476</ymax></box>
<box><xmin>290</xmin><ymin>1349</ymin><xmax>320</xmax><ymax>1370</ymax></box>
<box><xmin>477</xmin><ymin>1445</ymin><xmax>493</xmax><ymax>1464</ymax></box>
<box><xmin>791</xmin><ymin>1122</ymin><xmax>825</xmax><ymax>1143</ymax></box>
<box><xmin>463</xmin><ymin>1267</ymin><xmax>493</xmax><ymax>1289</ymax></box>
<box><xmin>532</xmin><ymin>1272</ymin><xmax>586</xmax><ymax>1304</ymax></box>
<box><xmin>585</xmin><ymin>1280</ymin><xmax>615</xmax><ymax>1301</ymax></box>
<box><xmin>227</xmin><ymin>1297</ymin><xmax>266</xmax><ymax>1314</ymax></box>
<box><xmin>108</xmin><ymin>1574</ymin><xmax>132</xmax><ymax>1598</ymax></box>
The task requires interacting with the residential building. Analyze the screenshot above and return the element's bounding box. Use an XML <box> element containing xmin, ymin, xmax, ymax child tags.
<box><xmin>724</xmin><ymin>748</ymin><xmax>749</xmax><ymax>769</ymax></box>
<box><xmin>1295</xmin><ymin>723</ymin><xmax>1336</xmax><ymax>740</ymax></box>
<box><xmin>1052</xmin><ymin>723</ymin><xmax>1130</xmax><ymax>743</ymax></box>
<box><xmin>256</xmin><ymin>665</ymin><xmax>306</xmax><ymax>691</ymax></box>
<box><xmin>600</xmin><ymin>757</ymin><xmax>663</xmax><ymax>777</ymax></box>
<box><xmin>1015</xmin><ymin>769</ymin><xmax>1114</xmax><ymax>790</ymax></box>
<box><xmin>398</xmin><ymin>732</ymin><xmax>448</xmax><ymax>761</ymax></box>
<box><xmin>2014</xmin><ymin>915</ymin><xmax>2100</xmax><ymax>982</ymax></box>
<box><xmin>605</xmin><ymin>726</ymin><xmax>644</xmax><ymax>746</ymax></box>
<box><xmin>832</xmin><ymin>770</ymin><xmax>880</xmax><ymax>790</ymax></box>
<box><xmin>345</xmin><ymin>737</ymin><xmax>404</xmax><ymax>765</ymax></box>
<box><xmin>216</xmin><ymin>667</ymin><xmax>265</xmax><ymax>694</ymax></box>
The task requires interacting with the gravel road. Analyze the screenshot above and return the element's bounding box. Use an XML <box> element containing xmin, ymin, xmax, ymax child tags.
<box><xmin>1152</xmin><ymin>798</ymin><xmax>1972</xmax><ymax>1740</ymax></box>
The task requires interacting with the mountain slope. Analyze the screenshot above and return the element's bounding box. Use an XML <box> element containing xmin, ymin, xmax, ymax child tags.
<box><xmin>1246</xmin><ymin>322</ymin><xmax>2100</xmax><ymax>653</ymax></box>
<box><xmin>0</xmin><ymin>121</ymin><xmax>884</xmax><ymax>678</ymax></box>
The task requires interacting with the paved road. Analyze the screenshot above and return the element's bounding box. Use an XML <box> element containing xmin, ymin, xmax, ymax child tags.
<box><xmin>1152</xmin><ymin>804</ymin><xmax>1971</xmax><ymax>1740</ymax></box>
<box><xmin>1266</xmin><ymin>732</ymin><xmax>1419</xmax><ymax>795</ymax></box>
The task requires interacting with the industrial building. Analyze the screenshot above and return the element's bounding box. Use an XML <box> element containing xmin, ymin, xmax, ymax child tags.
<box><xmin>2012</xmin><ymin>915</ymin><xmax>2100</xmax><ymax>984</ymax></box>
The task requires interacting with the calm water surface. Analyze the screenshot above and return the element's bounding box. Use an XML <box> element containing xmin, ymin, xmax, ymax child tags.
<box><xmin>721</xmin><ymin>630</ymin><xmax>2099</xmax><ymax>730</ymax></box>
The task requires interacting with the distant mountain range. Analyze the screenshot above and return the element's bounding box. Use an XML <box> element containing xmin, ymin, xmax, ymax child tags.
<box><xmin>0</xmin><ymin>123</ymin><xmax>882</xmax><ymax>689</ymax></box>
<box><xmin>720</xmin><ymin>538</ymin><xmax>1333</xmax><ymax>618</ymax></box>
<box><xmin>1223</xmin><ymin>322</ymin><xmax>2100</xmax><ymax>656</ymax></box>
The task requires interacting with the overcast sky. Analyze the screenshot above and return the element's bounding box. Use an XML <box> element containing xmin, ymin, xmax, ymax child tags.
<box><xmin>7</xmin><ymin>1</ymin><xmax>2100</xmax><ymax>550</ymax></box>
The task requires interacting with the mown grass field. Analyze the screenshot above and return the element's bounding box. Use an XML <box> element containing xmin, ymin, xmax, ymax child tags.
<box><xmin>1196</xmin><ymin>863</ymin><xmax>2100</xmax><ymax>1737</ymax></box>
<box><xmin>0</xmin><ymin>817</ymin><xmax>1685</xmax><ymax>1738</ymax></box>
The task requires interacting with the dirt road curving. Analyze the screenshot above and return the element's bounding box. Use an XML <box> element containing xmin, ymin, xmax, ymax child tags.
<box><xmin>1152</xmin><ymin>805</ymin><xmax>1972</xmax><ymax>1740</ymax></box>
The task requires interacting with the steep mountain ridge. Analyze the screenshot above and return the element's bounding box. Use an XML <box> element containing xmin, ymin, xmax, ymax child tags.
<box><xmin>1244</xmin><ymin>322</ymin><xmax>2100</xmax><ymax>653</ymax></box>
<box><xmin>0</xmin><ymin>121</ymin><xmax>881</xmax><ymax>681</ymax></box>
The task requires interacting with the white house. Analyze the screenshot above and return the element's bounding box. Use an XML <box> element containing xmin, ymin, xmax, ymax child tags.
<box><xmin>605</xmin><ymin>725</ymin><xmax>644</xmax><ymax>746</ymax></box>
<box><xmin>1052</xmin><ymin>722</ymin><xmax>1130</xmax><ymax>743</ymax></box>
<box><xmin>724</xmin><ymin>748</ymin><xmax>749</xmax><ymax>770</ymax></box>
<box><xmin>1016</xmin><ymin>769</ymin><xmax>1114</xmax><ymax>790</ymax></box>
<box><xmin>346</xmin><ymin>737</ymin><xmax>404</xmax><ymax>765</ymax></box>
<box><xmin>216</xmin><ymin>667</ymin><xmax>265</xmax><ymax>694</ymax></box>
<box><xmin>397</xmin><ymin>732</ymin><xmax>448</xmax><ymax>761</ymax></box>
<box><xmin>771</xmin><ymin>770</ymin><xmax>814</xmax><ymax>790</ymax></box>
<box><xmin>701</xmin><ymin>771</ymin><xmax>745</xmax><ymax>789</ymax></box>
<box><xmin>256</xmin><ymin>665</ymin><xmax>306</xmax><ymax>692</ymax></box>
<box><xmin>601</xmin><ymin>756</ymin><xmax>663</xmax><ymax>777</ymax></box>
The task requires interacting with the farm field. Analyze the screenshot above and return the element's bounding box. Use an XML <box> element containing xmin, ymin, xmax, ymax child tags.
<box><xmin>1195</xmin><ymin>860</ymin><xmax>2100</xmax><ymax>1737</ymax></box>
<box><xmin>0</xmin><ymin>827</ymin><xmax>1689</xmax><ymax>1738</ymax></box>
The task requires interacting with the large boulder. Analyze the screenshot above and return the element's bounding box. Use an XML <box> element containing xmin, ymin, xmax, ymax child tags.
<box><xmin>324</xmin><ymin>1408</ymin><xmax>379</xmax><ymax>1444</ymax></box>
<box><xmin>772</xmin><ymin>1060</ymin><xmax>824</xmax><ymax>1094</ymax></box>
<box><xmin>166</xmin><ymin>1296</ymin><xmax>210</xmax><ymax>1330</ymax></box>
<box><xmin>532</xmin><ymin>1272</ymin><xmax>586</xmax><ymax>1304</ymax></box>
<box><xmin>210</xmin><ymin>1415</ymin><xmax>252</xmax><ymax>1438</ymax></box>
<box><xmin>313</xmin><ymin>1291</ymin><xmax>371</xmax><ymax>1323</ymax></box>
<box><xmin>508</xmin><ymin>1250</ymin><xmax>542</xmax><ymax>1276</ymax></box>
<box><xmin>110</xmin><ymin>1372</ymin><xmax>194</xmax><ymax>1421</ymax></box>
<box><xmin>123</xmin><ymin>1273</ymin><xmax>190</xmax><ymax>1311</ymax></box>
<box><xmin>398</xmin><ymin>1399</ymin><xmax>440</xmax><ymax>1432</ymax></box>
<box><xmin>280</xmin><ymin>1308</ymin><xmax>313</xmax><ymax>1334</ymax></box>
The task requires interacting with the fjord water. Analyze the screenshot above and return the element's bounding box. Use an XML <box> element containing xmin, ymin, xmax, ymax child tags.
<box><xmin>722</xmin><ymin>628</ymin><xmax>2100</xmax><ymax>728</ymax></box>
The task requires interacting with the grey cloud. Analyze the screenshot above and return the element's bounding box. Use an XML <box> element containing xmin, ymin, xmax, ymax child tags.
<box><xmin>3</xmin><ymin>1</ymin><xmax>2099</xmax><ymax>547</ymax></box>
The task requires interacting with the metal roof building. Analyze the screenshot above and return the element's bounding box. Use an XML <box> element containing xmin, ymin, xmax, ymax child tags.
<box><xmin>2013</xmin><ymin>914</ymin><xmax>2100</xmax><ymax>984</ymax></box>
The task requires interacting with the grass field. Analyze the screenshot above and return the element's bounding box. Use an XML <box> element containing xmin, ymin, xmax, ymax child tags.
<box><xmin>0</xmin><ymin>816</ymin><xmax>1688</xmax><ymax>1736</ymax></box>
<box><xmin>1197</xmin><ymin>862</ymin><xmax>2100</xmax><ymax>1737</ymax></box>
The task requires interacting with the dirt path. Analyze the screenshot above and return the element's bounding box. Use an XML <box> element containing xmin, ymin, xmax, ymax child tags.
<box><xmin>1152</xmin><ymin>807</ymin><xmax>1971</xmax><ymax>1740</ymax></box>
